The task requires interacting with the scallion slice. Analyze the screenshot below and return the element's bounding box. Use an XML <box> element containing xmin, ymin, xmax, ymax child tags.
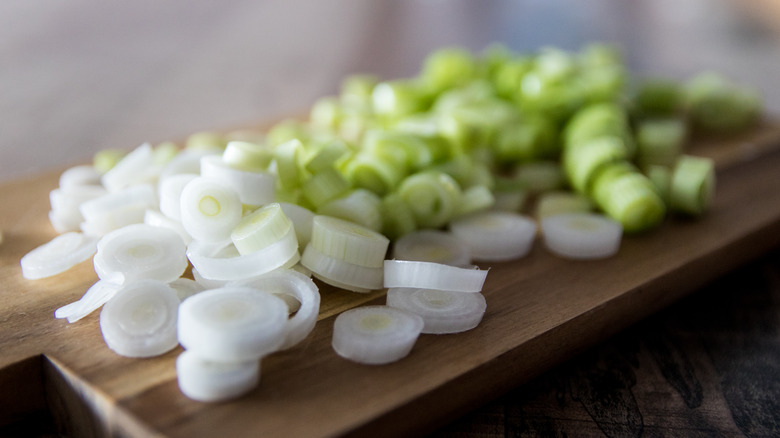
<box><xmin>385</xmin><ymin>287</ymin><xmax>486</xmax><ymax>334</ymax></box>
<box><xmin>541</xmin><ymin>212</ymin><xmax>622</xmax><ymax>260</ymax></box>
<box><xmin>309</xmin><ymin>215</ymin><xmax>389</xmax><ymax>268</ymax></box>
<box><xmin>177</xmin><ymin>286</ymin><xmax>289</xmax><ymax>362</ymax></box>
<box><xmin>449</xmin><ymin>211</ymin><xmax>537</xmax><ymax>262</ymax></box>
<box><xmin>176</xmin><ymin>350</ymin><xmax>260</xmax><ymax>403</ymax></box>
<box><xmin>180</xmin><ymin>177</ymin><xmax>243</xmax><ymax>242</ymax></box>
<box><xmin>92</xmin><ymin>224</ymin><xmax>187</xmax><ymax>284</ymax></box>
<box><xmin>383</xmin><ymin>260</ymin><xmax>488</xmax><ymax>292</ymax></box>
<box><xmin>55</xmin><ymin>280</ymin><xmax>121</xmax><ymax>323</ymax></box>
<box><xmin>99</xmin><ymin>279</ymin><xmax>180</xmax><ymax>358</ymax></box>
<box><xmin>20</xmin><ymin>232</ymin><xmax>98</xmax><ymax>280</ymax></box>
<box><xmin>100</xmin><ymin>143</ymin><xmax>158</xmax><ymax>192</ymax></box>
<box><xmin>230</xmin><ymin>203</ymin><xmax>294</xmax><ymax>255</ymax></box>
<box><xmin>316</xmin><ymin>189</ymin><xmax>382</xmax><ymax>232</ymax></box>
<box><xmin>392</xmin><ymin>230</ymin><xmax>471</xmax><ymax>267</ymax></box>
<box><xmin>200</xmin><ymin>155</ymin><xmax>276</xmax><ymax>206</ymax></box>
<box><xmin>300</xmin><ymin>243</ymin><xmax>383</xmax><ymax>293</ymax></box>
<box><xmin>332</xmin><ymin>305</ymin><xmax>424</xmax><ymax>365</ymax></box>
<box><xmin>279</xmin><ymin>202</ymin><xmax>315</xmax><ymax>248</ymax></box>
<box><xmin>670</xmin><ymin>155</ymin><xmax>715</xmax><ymax>216</ymax></box>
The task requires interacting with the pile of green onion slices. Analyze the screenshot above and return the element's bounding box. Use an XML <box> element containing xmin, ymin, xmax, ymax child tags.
<box><xmin>20</xmin><ymin>43</ymin><xmax>761</xmax><ymax>402</ymax></box>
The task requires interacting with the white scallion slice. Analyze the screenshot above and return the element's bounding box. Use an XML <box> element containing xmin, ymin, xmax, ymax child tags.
<box><xmin>20</xmin><ymin>232</ymin><xmax>98</xmax><ymax>279</ymax></box>
<box><xmin>449</xmin><ymin>211</ymin><xmax>537</xmax><ymax>262</ymax></box>
<box><xmin>143</xmin><ymin>209</ymin><xmax>191</xmax><ymax>246</ymax></box>
<box><xmin>200</xmin><ymin>155</ymin><xmax>276</xmax><ymax>206</ymax></box>
<box><xmin>301</xmin><ymin>244</ymin><xmax>383</xmax><ymax>293</ymax></box>
<box><xmin>180</xmin><ymin>177</ymin><xmax>243</xmax><ymax>242</ymax></box>
<box><xmin>392</xmin><ymin>230</ymin><xmax>471</xmax><ymax>267</ymax></box>
<box><xmin>230</xmin><ymin>203</ymin><xmax>294</xmax><ymax>255</ymax></box>
<box><xmin>54</xmin><ymin>280</ymin><xmax>122</xmax><ymax>323</ymax></box>
<box><xmin>386</xmin><ymin>287</ymin><xmax>486</xmax><ymax>334</ymax></box>
<box><xmin>93</xmin><ymin>224</ymin><xmax>187</xmax><ymax>284</ymax></box>
<box><xmin>309</xmin><ymin>215</ymin><xmax>389</xmax><ymax>268</ymax></box>
<box><xmin>332</xmin><ymin>305</ymin><xmax>424</xmax><ymax>365</ymax></box>
<box><xmin>383</xmin><ymin>260</ymin><xmax>488</xmax><ymax>293</ymax></box>
<box><xmin>279</xmin><ymin>202</ymin><xmax>315</xmax><ymax>248</ymax></box>
<box><xmin>176</xmin><ymin>350</ymin><xmax>260</xmax><ymax>403</ymax></box>
<box><xmin>177</xmin><ymin>287</ymin><xmax>289</xmax><ymax>362</ymax></box>
<box><xmin>187</xmin><ymin>227</ymin><xmax>299</xmax><ymax>281</ymax></box>
<box><xmin>59</xmin><ymin>165</ymin><xmax>102</xmax><ymax>188</ymax></box>
<box><xmin>231</xmin><ymin>269</ymin><xmax>321</xmax><ymax>350</ymax></box>
<box><xmin>159</xmin><ymin>148</ymin><xmax>219</xmax><ymax>181</ymax></box>
<box><xmin>99</xmin><ymin>279</ymin><xmax>180</xmax><ymax>358</ymax></box>
<box><xmin>79</xmin><ymin>184</ymin><xmax>157</xmax><ymax>224</ymax></box>
<box><xmin>316</xmin><ymin>189</ymin><xmax>383</xmax><ymax>232</ymax></box>
<box><xmin>158</xmin><ymin>173</ymin><xmax>198</xmax><ymax>221</ymax></box>
<box><xmin>101</xmin><ymin>143</ymin><xmax>158</xmax><ymax>192</ymax></box>
<box><xmin>541</xmin><ymin>212</ymin><xmax>622</xmax><ymax>260</ymax></box>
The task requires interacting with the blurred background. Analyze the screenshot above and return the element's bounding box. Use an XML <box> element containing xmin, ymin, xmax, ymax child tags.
<box><xmin>1</xmin><ymin>0</ymin><xmax>779</xmax><ymax>182</ymax></box>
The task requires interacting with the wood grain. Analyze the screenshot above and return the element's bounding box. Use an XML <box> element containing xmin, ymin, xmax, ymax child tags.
<box><xmin>1</xmin><ymin>123</ymin><xmax>779</xmax><ymax>437</ymax></box>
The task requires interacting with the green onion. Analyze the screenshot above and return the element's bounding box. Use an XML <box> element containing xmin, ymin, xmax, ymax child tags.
<box><xmin>669</xmin><ymin>155</ymin><xmax>715</xmax><ymax>216</ymax></box>
<box><xmin>591</xmin><ymin>162</ymin><xmax>666</xmax><ymax>233</ymax></box>
<box><xmin>636</xmin><ymin>118</ymin><xmax>687</xmax><ymax>168</ymax></box>
<box><xmin>397</xmin><ymin>170</ymin><xmax>462</xmax><ymax>229</ymax></box>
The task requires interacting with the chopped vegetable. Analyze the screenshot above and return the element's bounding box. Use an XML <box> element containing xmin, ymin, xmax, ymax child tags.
<box><xmin>20</xmin><ymin>232</ymin><xmax>98</xmax><ymax>280</ymax></box>
<box><xmin>386</xmin><ymin>287</ymin><xmax>486</xmax><ymax>334</ymax></box>
<box><xmin>541</xmin><ymin>212</ymin><xmax>622</xmax><ymax>260</ymax></box>
<box><xmin>332</xmin><ymin>305</ymin><xmax>424</xmax><ymax>365</ymax></box>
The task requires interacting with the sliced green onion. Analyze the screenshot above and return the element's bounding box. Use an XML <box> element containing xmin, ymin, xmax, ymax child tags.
<box><xmin>300</xmin><ymin>243</ymin><xmax>383</xmax><ymax>293</ymax></box>
<box><xmin>397</xmin><ymin>170</ymin><xmax>462</xmax><ymax>229</ymax></box>
<box><xmin>372</xmin><ymin>79</ymin><xmax>430</xmax><ymax>120</ymax></box>
<box><xmin>176</xmin><ymin>350</ymin><xmax>260</xmax><ymax>403</ymax></box>
<box><xmin>379</xmin><ymin>193</ymin><xmax>417</xmax><ymax>241</ymax></box>
<box><xmin>231</xmin><ymin>203</ymin><xmax>294</xmax><ymax>255</ymax></box>
<box><xmin>386</xmin><ymin>287</ymin><xmax>486</xmax><ymax>334</ymax></box>
<box><xmin>301</xmin><ymin>168</ymin><xmax>350</xmax><ymax>209</ymax></box>
<box><xmin>279</xmin><ymin>202</ymin><xmax>315</xmax><ymax>248</ymax></box>
<box><xmin>449</xmin><ymin>211</ymin><xmax>537</xmax><ymax>262</ymax></box>
<box><xmin>21</xmin><ymin>232</ymin><xmax>98</xmax><ymax>280</ymax></box>
<box><xmin>55</xmin><ymin>280</ymin><xmax>121</xmax><ymax>323</ymax></box>
<box><xmin>180</xmin><ymin>177</ymin><xmax>243</xmax><ymax>242</ymax></box>
<box><xmin>534</xmin><ymin>191</ymin><xmax>593</xmax><ymax>220</ymax></box>
<box><xmin>59</xmin><ymin>165</ymin><xmax>102</xmax><ymax>188</ymax></box>
<box><xmin>563</xmin><ymin>136</ymin><xmax>628</xmax><ymax>194</ymax></box>
<box><xmin>591</xmin><ymin>163</ymin><xmax>667</xmax><ymax>233</ymax></box>
<box><xmin>159</xmin><ymin>149</ymin><xmax>219</xmax><ymax>181</ymax></box>
<box><xmin>310</xmin><ymin>96</ymin><xmax>343</xmax><ymax>131</ymax></box>
<box><xmin>93</xmin><ymin>148</ymin><xmax>127</xmax><ymax>174</ymax></box>
<box><xmin>309</xmin><ymin>215</ymin><xmax>389</xmax><ymax>268</ymax></box>
<box><xmin>383</xmin><ymin>260</ymin><xmax>487</xmax><ymax>292</ymax></box>
<box><xmin>304</xmin><ymin>139</ymin><xmax>351</xmax><ymax>174</ymax></box>
<box><xmin>230</xmin><ymin>269</ymin><xmax>321</xmax><ymax>350</ymax></box>
<box><xmin>178</xmin><ymin>287</ymin><xmax>289</xmax><ymax>361</ymax></box>
<box><xmin>99</xmin><ymin>279</ymin><xmax>180</xmax><ymax>358</ymax></box>
<box><xmin>185</xmin><ymin>131</ymin><xmax>227</xmax><ymax>151</ymax></box>
<box><xmin>636</xmin><ymin>118</ymin><xmax>686</xmax><ymax>168</ymax></box>
<box><xmin>392</xmin><ymin>230</ymin><xmax>471</xmax><ymax>267</ymax></box>
<box><xmin>158</xmin><ymin>174</ymin><xmax>198</xmax><ymax>221</ymax></box>
<box><xmin>633</xmin><ymin>79</ymin><xmax>683</xmax><ymax>116</ymax></box>
<box><xmin>274</xmin><ymin>138</ymin><xmax>307</xmax><ymax>190</ymax></box>
<box><xmin>101</xmin><ymin>143</ymin><xmax>157</xmax><ymax>192</ymax></box>
<box><xmin>670</xmin><ymin>155</ymin><xmax>715</xmax><ymax>216</ymax></box>
<box><xmin>456</xmin><ymin>185</ymin><xmax>495</xmax><ymax>217</ymax></box>
<box><xmin>541</xmin><ymin>212</ymin><xmax>622</xmax><ymax>259</ymax></box>
<box><xmin>332</xmin><ymin>305</ymin><xmax>424</xmax><ymax>365</ymax></box>
<box><xmin>200</xmin><ymin>155</ymin><xmax>276</xmax><ymax>206</ymax></box>
<box><xmin>644</xmin><ymin>164</ymin><xmax>672</xmax><ymax>203</ymax></box>
<box><xmin>222</xmin><ymin>141</ymin><xmax>274</xmax><ymax>172</ymax></box>
<box><xmin>92</xmin><ymin>224</ymin><xmax>188</xmax><ymax>284</ymax></box>
<box><xmin>143</xmin><ymin>209</ymin><xmax>191</xmax><ymax>246</ymax></box>
<box><xmin>511</xmin><ymin>161</ymin><xmax>566</xmax><ymax>194</ymax></box>
<box><xmin>684</xmin><ymin>72</ymin><xmax>761</xmax><ymax>133</ymax></box>
<box><xmin>317</xmin><ymin>189</ymin><xmax>382</xmax><ymax>232</ymax></box>
<box><xmin>187</xmin><ymin>227</ymin><xmax>299</xmax><ymax>281</ymax></box>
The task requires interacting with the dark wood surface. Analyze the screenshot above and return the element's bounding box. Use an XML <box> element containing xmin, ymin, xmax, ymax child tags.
<box><xmin>433</xmin><ymin>247</ymin><xmax>780</xmax><ymax>437</ymax></box>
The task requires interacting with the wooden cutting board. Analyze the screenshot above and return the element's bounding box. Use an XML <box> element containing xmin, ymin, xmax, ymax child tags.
<box><xmin>2</xmin><ymin>122</ymin><xmax>780</xmax><ymax>437</ymax></box>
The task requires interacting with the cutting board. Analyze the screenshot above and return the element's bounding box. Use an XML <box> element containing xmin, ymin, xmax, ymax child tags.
<box><xmin>2</xmin><ymin>122</ymin><xmax>780</xmax><ymax>437</ymax></box>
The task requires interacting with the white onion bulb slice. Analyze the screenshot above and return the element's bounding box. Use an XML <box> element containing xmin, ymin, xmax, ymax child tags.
<box><xmin>332</xmin><ymin>305</ymin><xmax>423</xmax><ymax>365</ymax></box>
<box><xmin>392</xmin><ymin>230</ymin><xmax>471</xmax><ymax>267</ymax></box>
<box><xmin>93</xmin><ymin>224</ymin><xmax>187</xmax><ymax>284</ymax></box>
<box><xmin>231</xmin><ymin>269</ymin><xmax>321</xmax><ymax>350</ymax></box>
<box><xmin>200</xmin><ymin>155</ymin><xmax>276</xmax><ymax>206</ymax></box>
<box><xmin>540</xmin><ymin>212</ymin><xmax>622</xmax><ymax>260</ymax></box>
<box><xmin>176</xmin><ymin>350</ymin><xmax>260</xmax><ymax>402</ymax></box>
<box><xmin>79</xmin><ymin>184</ymin><xmax>157</xmax><ymax>224</ymax></box>
<box><xmin>300</xmin><ymin>244</ymin><xmax>383</xmax><ymax>293</ymax></box>
<box><xmin>383</xmin><ymin>260</ymin><xmax>487</xmax><ymax>293</ymax></box>
<box><xmin>180</xmin><ymin>177</ymin><xmax>242</xmax><ymax>243</ymax></box>
<box><xmin>449</xmin><ymin>211</ymin><xmax>537</xmax><ymax>262</ymax></box>
<box><xmin>386</xmin><ymin>287</ymin><xmax>486</xmax><ymax>334</ymax></box>
<box><xmin>59</xmin><ymin>165</ymin><xmax>101</xmax><ymax>188</ymax></box>
<box><xmin>187</xmin><ymin>227</ymin><xmax>299</xmax><ymax>281</ymax></box>
<box><xmin>20</xmin><ymin>232</ymin><xmax>98</xmax><ymax>279</ymax></box>
<box><xmin>55</xmin><ymin>280</ymin><xmax>122</xmax><ymax>323</ymax></box>
<box><xmin>177</xmin><ymin>286</ymin><xmax>289</xmax><ymax>362</ymax></box>
<box><xmin>99</xmin><ymin>279</ymin><xmax>180</xmax><ymax>358</ymax></box>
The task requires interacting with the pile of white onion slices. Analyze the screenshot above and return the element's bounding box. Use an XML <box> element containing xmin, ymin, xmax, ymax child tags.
<box><xmin>20</xmin><ymin>142</ymin><xmax>622</xmax><ymax>402</ymax></box>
